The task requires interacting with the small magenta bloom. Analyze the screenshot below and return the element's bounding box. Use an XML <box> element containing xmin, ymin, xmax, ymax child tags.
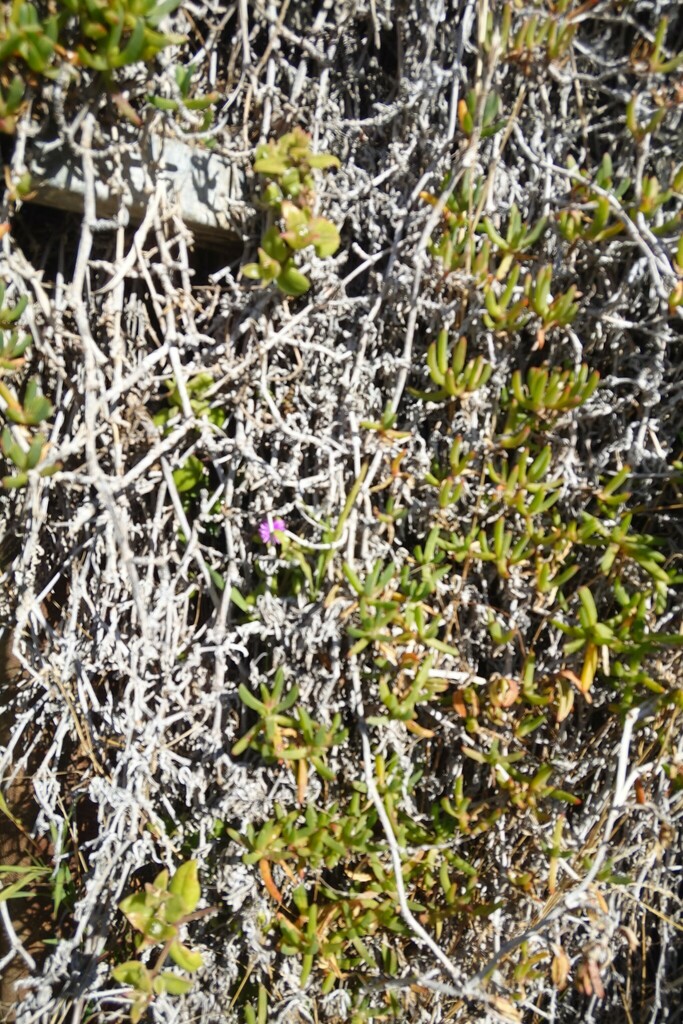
<box><xmin>259</xmin><ymin>517</ymin><xmax>286</xmax><ymax>544</ymax></box>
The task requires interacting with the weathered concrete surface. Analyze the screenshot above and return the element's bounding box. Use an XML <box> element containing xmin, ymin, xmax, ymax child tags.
<box><xmin>27</xmin><ymin>134</ymin><xmax>247</xmax><ymax>246</ymax></box>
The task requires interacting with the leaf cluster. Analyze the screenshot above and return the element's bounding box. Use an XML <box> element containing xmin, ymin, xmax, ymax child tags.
<box><xmin>231</xmin><ymin>668</ymin><xmax>348</xmax><ymax>802</ymax></box>
<box><xmin>113</xmin><ymin>861</ymin><xmax>204</xmax><ymax>1023</ymax></box>
<box><xmin>483</xmin><ymin>264</ymin><xmax>579</xmax><ymax>343</ymax></box>
<box><xmin>147</xmin><ymin>59</ymin><xmax>219</xmax><ymax>130</ymax></box>
<box><xmin>498</xmin><ymin>0</ymin><xmax>578</xmax><ymax>69</ymax></box>
<box><xmin>482</xmin><ymin>202</ymin><xmax>547</xmax><ymax>280</ymax></box>
<box><xmin>498</xmin><ymin>363</ymin><xmax>599</xmax><ymax>447</ymax></box>
<box><xmin>0</xmin><ymin>0</ymin><xmax>184</xmax><ymax>132</ymax></box>
<box><xmin>409</xmin><ymin>329</ymin><xmax>492</xmax><ymax>403</ymax></box>
<box><xmin>558</xmin><ymin>154</ymin><xmax>682</xmax><ymax>247</ymax></box>
<box><xmin>242</xmin><ymin>128</ymin><xmax>341</xmax><ymax>296</ymax></box>
<box><xmin>344</xmin><ymin>538</ymin><xmax>458</xmax><ymax>663</ymax></box>
<box><xmin>0</xmin><ymin>283</ymin><xmax>57</xmax><ymax>488</ymax></box>
<box><xmin>457</xmin><ymin>89</ymin><xmax>506</xmax><ymax>139</ymax></box>
<box><xmin>59</xmin><ymin>0</ymin><xmax>184</xmax><ymax>74</ymax></box>
<box><xmin>229</xmin><ymin>756</ymin><xmax>494</xmax><ymax>989</ymax></box>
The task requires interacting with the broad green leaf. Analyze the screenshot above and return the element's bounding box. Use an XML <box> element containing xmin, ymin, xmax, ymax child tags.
<box><xmin>119</xmin><ymin>892</ymin><xmax>155</xmax><ymax>933</ymax></box>
<box><xmin>281</xmin><ymin>200</ymin><xmax>308</xmax><ymax>227</ymax></box>
<box><xmin>281</xmin><ymin>202</ymin><xmax>312</xmax><ymax>250</ymax></box>
<box><xmin>261</xmin><ymin>227</ymin><xmax>289</xmax><ymax>263</ymax></box>
<box><xmin>163</xmin><ymin>893</ymin><xmax>188</xmax><ymax>924</ymax></box>
<box><xmin>152</xmin><ymin>869</ymin><xmax>169</xmax><ymax>891</ymax></box>
<box><xmin>112</xmin><ymin>960</ymin><xmax>153</xmax><ymax>992</ymax></box>
<box><xmin>169</xmin><ymin>861</ymin><xmax>201</xmax><ymax>915</ymax></box>
<box><xmin>280</xmin><ymin>167</ymin><xmax>302</xmax><ymax>196</ymax></box>
<box><xmin>169</xmin><ymin>940</ymin><xmax>203</xmax><ymax>972</ymax></box>
<box><xmin>241</xmin><ymin>262</ymin><xmax>263</xmax><ymax>281</ymax></box>
<box><xmin>143</xmin><ymin>917</ymin><xmax>177</xmax><ymax>943</ymax></box>
<box><xmin>130</xmin><ymin>997</ymin><xmax>149</xmax><ymax>1024</ymax></box>
<box><xmin>281</xmin><ymin>227</ymin><xmax>312</xmax><ymax>251</ymax></box>
<box><xmin>277</xmin><ymin>263</ymin><xmax>310</xmax><ymax>296</ymax></box>
<box><xmin>307</xmin><ymin>154</ymin><xmax>340</xmax><ymax>170</ymax></box>
<box><xmin>310</xmin><ymin>218</ymin><xmax>340</xmax><ymax>258</ymax></box>
<box><xmin>253</xmin><ymin>157</ymin><xmax>288</xmax><ymax>176</ymax></box>
<box><xmin>262</xmin><ymin>182</ymin><xmax>283</xmax><ymax>207</ymax></box>
<box><xmin>173</xmin><ymin>455</ymin><xmax>204</xmax><ymax>493</ymax></box>
<box><xmin>154</xmin><ymin>972</ymin><xmax>194</xmax><ymax>995</ymax></box>
<box><xmin>257</xmin><ymin>248</ymin><xmax>281</xmax><ymax>282</ymax></box>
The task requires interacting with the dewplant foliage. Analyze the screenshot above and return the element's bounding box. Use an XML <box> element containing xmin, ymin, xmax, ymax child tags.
<box><xmin>0</xmin><ymin>0</ymin><xmax>185</xmax><ymax>131</ymax></box>
<box><xmin>1</xmin><ymin>1</ymin><xmax>683</xmax><ymax>1023</ymax></box>
<box><xmin>0</xmin><ymin>282</ymin><xmax>58</xmax><ymax>488</ymax></box>
<box><xmin>225</xmin><ymin>366</ymin><xmax>683</xmax><ymax>1001</ymax></box>
<box><xmin>113</xmin><ymin>861</ymin><xmax>205</xmax><ymax>1023</ymax></box>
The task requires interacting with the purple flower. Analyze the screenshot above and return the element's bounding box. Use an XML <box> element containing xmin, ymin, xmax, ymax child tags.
<box><xmin>258</xmin><ymin>517</ymin><xmax>286</xmax><ymax>544</ymax></box>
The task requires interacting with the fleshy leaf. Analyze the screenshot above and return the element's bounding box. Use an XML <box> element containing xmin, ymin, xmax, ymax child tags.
<box><xmin>119</xmin><ymin>892</ymin><xmax>155</xmax><ymax>934</ymax></box>
<box><xmin>151</xmin><ymin>869</ymin><xmax>169</xmax><ymax>892</ymax></box>
<box><xmin>257</xmin><ymin>248</ymin><xmax>281</xmax><ymax>282</ymax></box>
<box><xmin>261</xmin><ymin>227</ymin><xmax>290</xmax><ymax>263</ymax></box>
<box><xmin>169</xmin><ymin>940</ymin><xmax>204</xmax><ymax>972</ymax></box>
<box><xmin>310</xmin><ymin>218</ymin><xmax>340</xmax><ymax>258</ymax></box>
<box><xmin>168</xmin><ymin>861</ymin><xmax>201</xmax><ymax>915</ymax></box>
<box><xmin>163</xmin><ymin>893</ymin><xmax>188</xmax><ymax>924</ymax></box>
<box><xmin>241</xmin><ymin>263</ymin><xmax>263</xmax><ymax>281</ymax></box>
<box><xmin>112</xmin><ymin>960</ymin><xmax>153</xmax><ymax>993</ymax></box>
<box><xmin>281</xmin><ymin>201</ymin><xmax>308</xmax><ymax>229</ymax></box>
<box><xmin>280</xmin><ymin>202</ymin><xmax>312</xmax><ymax>249</ymax></box>
<box><xmin>277</xmin><ymin>263</ymin><xmax>310</xmax><ymax>296</ymax></box>
<box><xmin>143</xmin><ymin>917</ymin><xmax>177</xmax><ymax>943</ymax></box>
<box><xmin>253</xmin><ymin>157</ymin><xmax>288</xmax><ymax>176</ymax></box>
<box><xmin>154</xmin><ymin>972</ymin><xmax>194</xmax><ymax>995</ymax></box>
<box><xmin>173</xmin><ymin>455</ymin><xmax>205</xmax><ymax>494</ymax></box>
<box><xmin>307</xmin><ymin>153</ymin><xmax>340</xmax><ymax>170</ymax></box>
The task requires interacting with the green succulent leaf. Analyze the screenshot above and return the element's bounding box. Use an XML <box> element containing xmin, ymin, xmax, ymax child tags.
<box><xmin>261</xmin><ymin>227</ymin><xmax>290</xmax><ymax>263</ymax></box>
<box><xmin>169</xmin><ymin>940</ymin><xmax>203</xmax><ymax>972</ymax></box>
<box><xmin>254</xmin><ymin>156</ymin><xmax>289</xmax><ymax>177</ymax></box>
<box><xmin>112</xmin><ymin>960</ymin><xmax>153</xmax><ymax>992</ymax></box>
<box><xmin>277</xmin><ymin>262</ymin><xmax>310</xmax><ymax>296</ymax></box>
<box><xmin>168</xmin><ymin>861</ymin><xmax>201</xmax><ymax>915</ymax></box>
<box><xmin>118</xmin><ymin>892</ymin><xmax>155</xmax><ymax>935</ymax></box>
<box><xmin>307</xmin><ymin>154</ymin><xmax>340</xmax><ymax>170</ymax></box>
<box><xmin>154</xmin><ymin>972</ymin><xmax>194</xmax><ymax>996</ymax></box>
<box><xmin>172</xmin><ymin>455</ymin><xmax>205</xmax><ymax>493</ymax></box>
<box><xmin>241</xmin><ymin>262</ymin><xmax>263</xmax><ymax>281</ymax></box>
<box><xmin>309</xmin><ymin>217</ymin><xmax>340</xmax><ymax>258</ymax></box>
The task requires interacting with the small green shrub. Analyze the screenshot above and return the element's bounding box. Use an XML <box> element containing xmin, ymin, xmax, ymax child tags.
<box><xmin>231</xmin><ymin>668</ymin><xmax>348</xmax><ymax>802</ymax></box>
<box><xmin>0</xmin><ymin>0</ymin><xmax>184</xmax><ymax>133</ymax></box>
<box><xmin>59</xmin><ymin>0</ymin><xmax>184</xmax><ymax>75</ymax></box>
<box><xmin>498</xmin><ymin>363</ymin><xmax>600</xmax><ymax>446</ymax></box>
<box><xmin>242</xmin><ymin>128</ymin><xmax>341</xmax><ymax>296</ymax></box>
<box><xmin>113</xmin><ymin>861</ymin><xmax>205</xmax><ymax>1023</ymax></box>
<box><xmin>409</xmin><ymin>329</ymin><xmax>492</xmax><ymax>403</ymax></box>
